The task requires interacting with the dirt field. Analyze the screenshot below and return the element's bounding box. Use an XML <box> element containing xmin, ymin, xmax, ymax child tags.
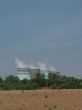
<box><xmin>0</xmin><ymin>89</ymin><xmax>82</xmax><ymax>110</ymax></box>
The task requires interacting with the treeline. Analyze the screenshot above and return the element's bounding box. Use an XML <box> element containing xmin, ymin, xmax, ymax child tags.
<box><xmin>0</xmin><ymin>73</ymin><xmax>82</xmax><ymax>90</ymax></box>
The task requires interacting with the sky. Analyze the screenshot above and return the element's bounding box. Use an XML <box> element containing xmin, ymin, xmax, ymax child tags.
<box><xmin>0</xmin><ymin>0</ymin><xmax>82</xmax><ymax>78</ymax></box>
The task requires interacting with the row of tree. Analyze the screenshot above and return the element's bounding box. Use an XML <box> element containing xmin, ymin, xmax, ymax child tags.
<box><xmin>0</xmin><ymin>73</ymin><xmax>82</xmax><ymax>90</ymax></box>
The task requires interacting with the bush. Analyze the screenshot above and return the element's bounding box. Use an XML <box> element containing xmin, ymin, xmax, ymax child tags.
<box><xmin>0</xmin><ymin>74</ymin><xmax>82</xmax><ymax>90</ymax></box>
<box><xmin>50</xmin><ymin>84</ymin><xmax>58</xmax><ymax>89</ymax></box>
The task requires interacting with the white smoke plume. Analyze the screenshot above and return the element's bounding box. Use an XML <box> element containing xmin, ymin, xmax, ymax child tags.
<box><xmin>15</xmin><ymin>58</ymin><xmax>27</xmax><ymax>68</ymax></box>
<box><xmin>15</xmin><ymin>58</ymin><xmax>58</xmax><ymax>72</ymax></box>
<box><xmin>37</xmin><ymin>62</ymin><xmax>48</xmax><ymax>71</ymax></box>
<box><xmin>15</xmin><ymin>58</ymin><xmax>38</xmax><ymax>69</ymax></box>
<box><xmin>28</xmin><ymin>64</ymin><xmax>38</xmax><ymax>69</ymax></box>
<box><xmin>49</xmin><ymin>66</ymin><xmax>57</xmax><ymax>72</ymax></box>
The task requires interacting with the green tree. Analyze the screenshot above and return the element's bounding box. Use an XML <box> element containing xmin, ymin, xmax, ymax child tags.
<box><xmin>5</xmin><ymin>75</ymin><xmax>20</xmax><ymax>83</ymax></box>
<box><xmin>35</xmin><ymin>73</ymin><xmax>47</xmax><ymax>87</ymax></box>
<box><xmin>0</xmin><ymin>77</ymin><xmax>3</xmax><ymax>83</ymax></box>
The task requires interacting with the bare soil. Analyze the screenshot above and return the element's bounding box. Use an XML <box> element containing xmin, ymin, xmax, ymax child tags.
<box><xmin>0</xmin><ymin>89</ymin><xmax>82</xmax><ymax>110</ymax></box>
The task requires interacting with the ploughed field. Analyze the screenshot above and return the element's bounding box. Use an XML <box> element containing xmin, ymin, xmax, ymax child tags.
<box><xmin>0</xmin><ymin>89</ymin><xmax>82</xmax><ymax>110</ymax></box>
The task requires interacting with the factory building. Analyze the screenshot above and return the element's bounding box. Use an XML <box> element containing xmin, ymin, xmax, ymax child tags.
<box><xmin>16</xmin><ymin>68</ymin><xmax>40</xmax><ymax>80</ymax></box>
<box><xmin>15</xmin><ymin>58</ymin><xmax>60</xmax><ymax>80</ymax></box>
<box><xmin>16</xmin><ymin>67</ymin><xmax>60</xmax><ymax>80</ymax></box>
<box><xmin>16</xmin><ymin>68</ymin><xmax>30</xmax><ymax>80</ymax></box>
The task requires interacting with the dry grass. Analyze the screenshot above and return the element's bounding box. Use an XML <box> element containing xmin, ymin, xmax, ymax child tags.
<box><xmin>0</xmin><ymin>89</ymin><xmax>82</xmax><ymax>110</ymax></box>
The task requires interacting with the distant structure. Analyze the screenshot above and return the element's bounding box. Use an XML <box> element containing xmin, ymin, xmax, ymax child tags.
<box><xmin>16</xmin><ymin>67</ymin><xmax>60</xmax><ymax>80</ymax></box>
<box><xmin>15</xmin><ymin>58</ymin><xmax>60</xmax><ymax>80</ymax></box>
<box><xmin>16</xmin><ymin>68</ymin><xmax>40</xmax><ymax>80</ymax></box>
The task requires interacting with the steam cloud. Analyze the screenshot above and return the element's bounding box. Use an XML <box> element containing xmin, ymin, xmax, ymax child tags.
<box><xmin>49</xmin><ymin>66</ymin><xmax>57</xmax><ymax>72</ymax></box>
<box><xmin>38</xmin><ymin>62</ymin><xmax>48</xmax><ymax>71</ymax></box>
<box><xmin>15</xmin><ymin>58</ymin><xmax>27</xmax><ymax>68</ymax></box>
<box><xmin>28</xmin><ymin>64</ymin><xmax>38</xmax><ymax>69</ymax></box>
<box><xmin>15</xmin><ymin>58</ymin><xmax>57</xmax><ymax>71</ymax></box>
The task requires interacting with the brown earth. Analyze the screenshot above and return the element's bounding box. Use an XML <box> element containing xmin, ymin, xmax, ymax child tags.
<box><xmin>0</xmin><ymin>89</ymin><xmax>82</xmax><ymax>110</ymax></box>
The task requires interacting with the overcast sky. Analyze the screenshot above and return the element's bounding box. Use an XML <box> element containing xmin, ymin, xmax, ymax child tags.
<box><xmin>0</xmin><ymin>0</ymin><xmax>82</xmax><ymax>78</ymax></box>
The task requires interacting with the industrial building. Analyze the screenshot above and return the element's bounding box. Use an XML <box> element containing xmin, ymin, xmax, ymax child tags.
<box><xmin>16</xmin><ymin>68</ymin><xmax>40</xmax><ymax>80</ymax></box>
<box><xmin>16</xmin><ymin>67</ymin><xmax>60</xmax><ymax>80</ymax></box>
<box><xmin>15</xmin><ymin>58</ymin><xmax>60</xmax><ymax>80</ymax></box>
